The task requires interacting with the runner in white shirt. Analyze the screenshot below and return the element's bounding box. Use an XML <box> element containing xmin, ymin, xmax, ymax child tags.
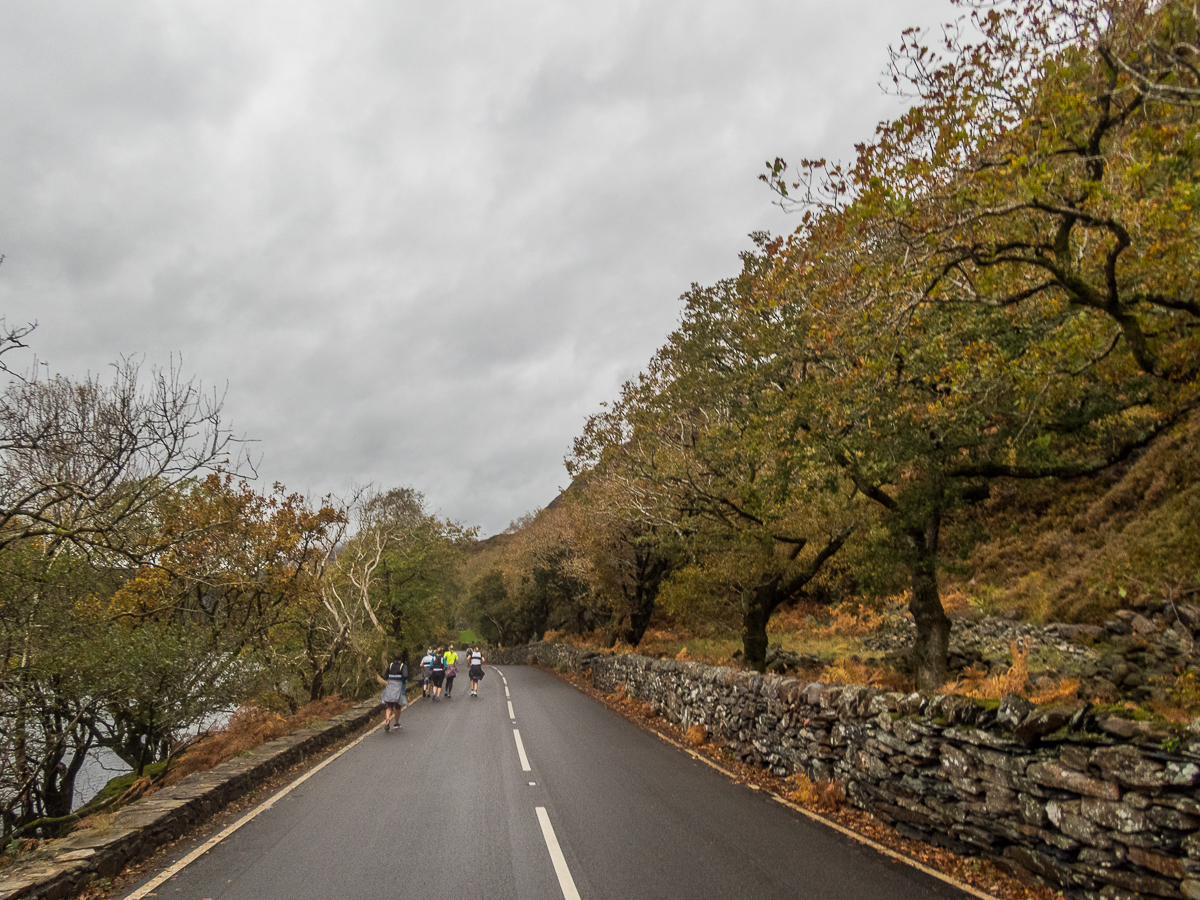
<box><xmin>468</xmin><ymin>648</ymin><xmax>486</xmax><ymax>697</ymax></box>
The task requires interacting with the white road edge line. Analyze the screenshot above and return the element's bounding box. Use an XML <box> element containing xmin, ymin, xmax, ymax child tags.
<box><xmin>536</xmin><ymin>807</ymin><xmax>582</xmax><ymax>900</ymax></box>
<box><xmin>513</xmin><ymin>728</ymin><xmax>532</xmax><ymax>771</ymax></box>
<box><xmin>654</xmin><ymin>733</ymin><xmax>998</xmax><ymax>900</ymax></box>
<box><xmin>508</xmin><ymin>700</ymin><xmax>516</xmax><ymax>720</ymax></box>
<box><xmin>119</xmin><ymin>721</ymin><xmax>382</xmax><ymax>900</ymax></box>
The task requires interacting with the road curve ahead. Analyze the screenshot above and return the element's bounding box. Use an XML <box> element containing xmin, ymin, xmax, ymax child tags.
<box><xmin>121</xmin><ymin>666</ymin><xmax>977</xmax><ymax>900</ymax></box>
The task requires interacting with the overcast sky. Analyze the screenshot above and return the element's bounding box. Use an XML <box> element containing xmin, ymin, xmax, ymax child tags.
<box><xmin>0</xmin><ymin>0</ymin><xmax>952</xmax><ymax>536</ymax></box>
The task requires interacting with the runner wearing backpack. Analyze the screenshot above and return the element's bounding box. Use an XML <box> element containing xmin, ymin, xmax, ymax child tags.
<box><xmin>468</xmin><ymin>647</ymin><xmax>485</xmax><ymax>697</ymax></box>
<box><xmin>419</xmin><ymin>648</ymin><xmax>434</xmax><ymax>697</ymax></box>
<box><xmin>429</xmin><ymin>647</ymin><xmax>446</xmax><ymax>702</ymax></box>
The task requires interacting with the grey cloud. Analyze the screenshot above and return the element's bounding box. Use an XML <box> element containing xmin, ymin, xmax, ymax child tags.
<box><xmin>0</xmin><ymin>0</ymin><xmax>953</xmax><ymax>534</ymax></box>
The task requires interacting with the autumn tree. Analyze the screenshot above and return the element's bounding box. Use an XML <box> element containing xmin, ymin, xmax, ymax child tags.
<box><xmin>558</xmin><ymin>477</ymin><xmax>678</xmax><ymax>648</ymax></box>
<box><xmin>571</xmin><ymin>277</ymin><xmax>859</xmax><ymax>671</ymax></box>
<box><xmin>0</xmin><ymin>348</ymin><xmax>246</xmax><ymax>837</ymax></box>
<box><xmin>93</xmin><ymin>475</ymin><xmax>344</xmax><ymax>772</ymax></box>
<box><xmin>0</xmin><ymin>545</ymin><xmax>114</xmax><ymax>838</ymax></box>
<box><xmin>753</xmin><ymin>0</ymin><xmax>1193</xmax><ymax>687</ymax></box>
<box><xmin>287</xmin><ymin>486</ymin><xmax>471</xmax><ymax>703</ymax></box>
<box><xmin>0</xmin><ymin>357</ymin><xmax>240</xmax><ymax>560</ymax></box>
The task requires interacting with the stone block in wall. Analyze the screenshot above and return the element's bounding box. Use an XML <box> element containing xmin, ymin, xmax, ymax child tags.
<box><xmin>1047</xmin><ymin>798</ymin><xmax>1081</xmax><ymax>827</ymax></box>
<box><xmin>835</xmin><ymin>685</ymin><xmax>873</xmax><ymax>719</ymax></box>
<box><xmin>984</xmin><ymin>785</ymin><xmax>1020</xmax><ymax>816</ymax></box>
<box><xmin>898</xmin><ymin>739</ymin><xmax>939</xmax><ymax>763</ymax></box>
<box><xmin>871</xmin><ymin>730</ymin><xmax>911</xmax><ymax>755</ymax></box>
<box><xmin>955</xmin><ymin>728</ymin><xmax>1023</xmax><ymax>751</ymax></box>
<box><xmin>1092</xmin><ymin>745</ymin><xmax>1170</xmax><ymax>788</ymax></box>
<box><xmin>1120</xmin><ymin>827</ymin><xmax>1191</xmax><ymax>855</ymax></box>
<box><xmin>1080</xmin><ymin>797</ymin><xmax>1151</xmax><ymax>834</ymax></box>
<box><xmin>894</xmin><ymin>774</ymin><xmax>925</xmax><ymax>797</ymax></box>
<box><xmin>926</xmin><ymin>694</ymin><xmax>982</xmax><ymax>726</ymax></box>
<box><xmin>940</xmin><ymin>743</ymin><xmax>972</xmax><ymax>779</ymax></box>
<box><xmin>1019</xmin><ymin>792</ymin><xmax>1049</xmax><ymax>827</ymax></box>
<box><xmin>1014</xmin><ymin>706</ymin><xmax>1076</xmax><ymax>746</ymax></box>
<box><xmin>1183</xmin><ymin>831</ymin><xmax>1200</xmax><ymax>859</ymax></box>
<box><xmin>890</xmin><ymin>718</ymin><xmax>936</xmax><ymax>743</ymax></box>
<box><xmin>1060</xmin><ymin>811</ymin><xmax>1116</xmax><ymax>849</ymax></box>
<box><xmin>860</xmin><ymin>739</ymin><xmax>892</xmax><ymax>764</ymax></box>
<box><xmin>1002</xmin><ymin>845</ymin><xmax>1075</xmax><ymax>890</ymax></box>
<box><xmin>925</xmin><ymin>794</ymin><xmax>968</xmax><ymax>825</ymax></box>
<box><xmin>830</xmin><ymin>722</ymin><xmax>863</xmax><ymax>747</ymax></box>
<box><xmin>948</xmin><ymin>823</ymin><xmax>998</xmax><ymax>851</ymax></box>
<box><xmin>1166</xmin><ymin>760</ymin><xmax>1200</xmax><ymax>788</ymax></box>
<box><xmin>997</xmin><ymin>694</ymin><xmax>1034</xmax><ymax>730</ymax></box>
<box><xmin>1166</xmin><ymin>796</ymin><xmax>1200</xmax><ymax>816</ymax></box>
<box><xmin>1149</xmin><ymin>806</ymin><xmax>1200</xmax><ymax>831</ymax></box>
<box><xmin>1076</xmin><ymin>846</ymin><xmax>1120</xmax><ymax>871</ymax></box>
<box><xmin>867</xmin><ymin>693</ymin><xmax>896</xmax><ymax>716</ymax></box>
<box><xmin>1126</xmin><ymin>845</ymin><xmax>1189</xmax><ymax>880</ymax></box>
<box><xmin>730</xmin><ymin>671</ymin><xmax>762</xmax><ymax>694</ymax></box>
<box><xmin>849</xmin><ymin>748</ymin><xmax>891</xmax><ymax>780</ymax></box>
<box><xmin>892</xmin><ymin>797</ymin><xmax>938</xmax><ymax>827</ymax></box>
<box><xmin>1027</xmin><ymin>759</ymin><xmax>1121</xmax><ymax>800</ymax></box>
<box><xmin>809</xmin><ymin>759</ymin><xmax>835</xmax><ymax>782</ymax></box>
<box><xmin>1125</xmin><ymin>791</ymin><xmax>1152</xmax><ymax>810</ymax></box>
<box><xmin>1010</xmin><ymin>817</ymin><xmax>1081</xmax><ymax>853</ymax></box>
<box><xmin>972</xmin><ymin>743</ymin><xmax>1033</xmax><ymax>777</ymax></box>
<box><xmin>1058</xmin><ymin>743</ymin><xmax>1091</xmax><ymax>772</ymax></box>
<box><xmin>1098</xmin><ymin>868</ymin><xmax>1182</xmax><ymax>897</ymax></box>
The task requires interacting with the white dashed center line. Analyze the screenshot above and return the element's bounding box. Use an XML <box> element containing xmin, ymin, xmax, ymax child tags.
<box><xmin>536</xmin><ymin>807</ymin><xmax>582</xmax><ymax>900</ymax></box>
<box><xmin>513</xmin><ymin>728</ymin><xmax>532</xmax><ymax>771</ymax></box>
<box><xmin>501</xmin><ymin>670</ymin><xmax>579</xmax><ymax>899</ymax></box>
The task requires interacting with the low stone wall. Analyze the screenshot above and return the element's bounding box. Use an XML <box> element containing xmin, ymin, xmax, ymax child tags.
<box><xmin>0</xmin><ymin>699</ymin><xmax>382</xmax><ymax>900</ymax></box>
<box><xmin>486</xmin><ymin>643</ymin><xmax>597</xmax><ymax>669</ymax></box>
<box><xmin>497</xmin><ymin>643</ymin><xmax>1200</xmax><ymax>900</ymax></box>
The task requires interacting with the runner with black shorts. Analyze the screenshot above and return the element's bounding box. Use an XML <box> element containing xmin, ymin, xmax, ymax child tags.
<box><xmin>468</xmin><ymin>647</ymin><xmax>485</xmax><ymax>697</ymax></box>
<box><xmin>429</xmin><ymin>647</ymin><xmax>446</xmax><ymax>702</ymax></box>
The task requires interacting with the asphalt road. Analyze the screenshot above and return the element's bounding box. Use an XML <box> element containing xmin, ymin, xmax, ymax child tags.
<box><xmin>120</xmin><ymin>666</ymin><xmax>976</xmax><ymax>900</ymax></box>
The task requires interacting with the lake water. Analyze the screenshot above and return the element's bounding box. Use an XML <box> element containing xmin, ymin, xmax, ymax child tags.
<box><xmin>73</xmin><ymin>748</ymin><xmax>130</xmax><ymax>809</ymax></box>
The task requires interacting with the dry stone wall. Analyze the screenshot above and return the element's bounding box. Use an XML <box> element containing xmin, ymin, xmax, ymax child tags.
<box><xmin>491</xmin><ymin>643</ymin><xmax>1200</xmax><ymax>900</ymax></box>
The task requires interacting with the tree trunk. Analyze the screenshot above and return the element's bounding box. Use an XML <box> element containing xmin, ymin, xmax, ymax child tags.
<box><xmin>308</xmin><ymin>666</ymin><xmax>326</xmax><ymax>703</ymax></box>
<box><xmin>741</xmin><ymin>529</ymin><xmax>853</xmax><ymax>672</ymax></box>
<box><xmin>741</xmin><ymin>579</ymin><xmax>780</xmax><ymax>672</ymax></box>
<box><xmin>908</xmin><ymin>511</ymin><xmax>950</xmax><ymax>691</ymax></box>
<box><xmin>622</xmin><ymin>589</ymin><xmax>655</xmax><ymax>647</ymax></box>
<box><xmin>621</xmin><ymin>552</ymin><xmax>669</xmax><ymax>647</ymax></box>
<box><xmin>602</xmin><ymin>617</ymin><xmax>619</xmax><ymax>649</ymax></box>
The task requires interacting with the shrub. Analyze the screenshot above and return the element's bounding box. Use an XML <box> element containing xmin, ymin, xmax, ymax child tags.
<box><xmin>787</xmin><ymin>773</ymin><xmax>846</xmax><ymax>813</ymax></box>
<box><xmin>162</xmin><ymin>696</ymin><xmax>353</xmax><ymax>788</ymax></box>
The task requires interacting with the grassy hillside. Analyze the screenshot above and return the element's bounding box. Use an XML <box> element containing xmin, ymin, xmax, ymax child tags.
<box><xmin>945</xmin><ymin>409</ymin><xmax>1200</xmax><ymax>624</ymax></box>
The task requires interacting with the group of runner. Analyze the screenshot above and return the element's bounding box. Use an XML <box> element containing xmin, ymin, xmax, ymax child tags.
<box><xmin>378</xmin><ymin>644</ymin><xmax>486</xmax><ymax>732</ymax></box>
